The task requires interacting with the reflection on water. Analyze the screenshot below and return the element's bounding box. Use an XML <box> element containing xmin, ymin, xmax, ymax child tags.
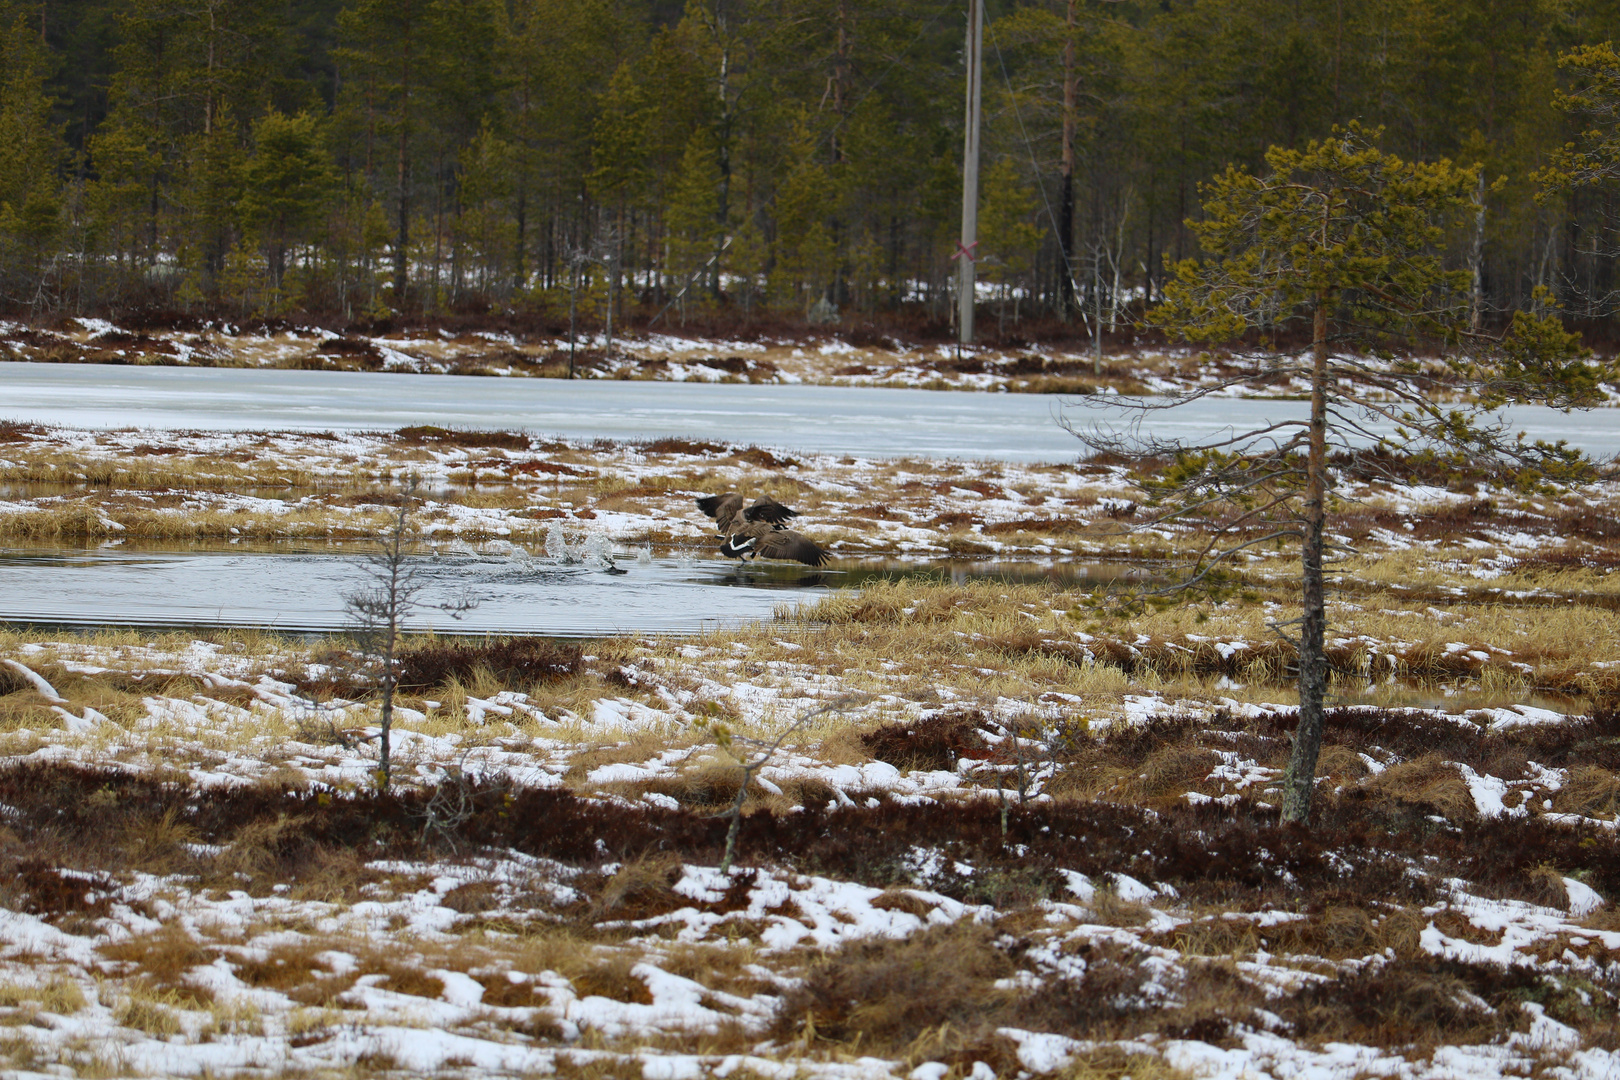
<box><xmin>0</xmin><ymin>543</ymin><xmax>1147</xmax><ymax>637</ymax></box>
<box><xmin>0</xmin><ymin>547</ymin><xmax>781</xmax><ymax>636</ymax></box>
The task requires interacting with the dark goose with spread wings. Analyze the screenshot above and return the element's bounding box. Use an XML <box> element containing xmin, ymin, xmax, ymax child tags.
<box><xmin>696</xmin><ymin>493</ymin><xmax>830</xmax><ymax>567</ymax></box>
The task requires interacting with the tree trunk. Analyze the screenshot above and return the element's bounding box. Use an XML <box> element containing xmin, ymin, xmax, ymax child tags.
<box><xmin>393</xmin><ymin>29</ymin><xmax>413</xmax><ymax>306</ymax></box>
<box><xmin>1057</xmin><ymin>1</ymin><xmax>1077</xmax><ymax>318</ymax></box>
<box><xmin>713</xmin><ymin>10</ymin><xmax>732</xmax><ymax>300</ymax></box>
<box><xmin>513</xmin><ymin>88</ymin><xmax>530</xmax><ymax>296</ymax></box>
<box><xmin>1281</xmin><ymin>298</ymin><xmax>1331</xmax><ymax>823</ymax></box>
<box><xmin>394</xmin><ymin>128</ymin><xmax>410</xmax><ymax>304</ymax></box>
<box><xmin>1469</xmin><ymin>171</ymin><xmax>1486</xmax><ymax>332</ymax></box>
<box><xmin>376</xmin><ymin>521</ymin><xmax>404</xmax><ymax>790</ymax></box>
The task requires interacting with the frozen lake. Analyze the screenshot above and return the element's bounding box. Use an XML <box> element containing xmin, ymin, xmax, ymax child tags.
<box><xmin>0</xmin><ymin>547</ymin><xmax>1131</xmax><ymax>636</ymax></box>
<box><xmin>0</xmin><ymin>548</ymin><xmax>820</xmax><ymax>636</ymax></box>
<box><xmin>5</xmin><ymin>361</ymin><xmax>1620</xmax><ymax>462</ymax></box>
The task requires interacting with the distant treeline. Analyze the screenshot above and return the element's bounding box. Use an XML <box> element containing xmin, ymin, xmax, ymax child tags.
<box><xmin>4</xmin><ymin>0</ymin><xmax>1620</xmax><ymax>339</ymax></box>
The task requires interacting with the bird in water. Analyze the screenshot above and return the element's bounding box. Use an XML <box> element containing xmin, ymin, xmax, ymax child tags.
<box><xmin>696</xmin><ymin>493</ymin><xmax>829</xmax><ymax>567</ymax></box>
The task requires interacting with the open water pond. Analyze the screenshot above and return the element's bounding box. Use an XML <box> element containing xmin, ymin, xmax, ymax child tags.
<box><xmin>0</xmin><ymin>545</ymin><xmax>1142</xmax><ymax>636</ymax></box>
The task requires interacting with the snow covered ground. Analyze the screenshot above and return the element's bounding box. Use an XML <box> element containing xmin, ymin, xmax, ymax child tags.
<box><xmin>0</xmin><ymin>627</ymin><xmax>1617</xmax><ymax>1080</ymax></box>
<box><xmin>0</xmin><ymin>416</ymin><xmax>1618</xmax><ymax>1077</ymax></box>
<box><xmin>16</xmin><ymin>315</ymin><xmax>1615</xmax><ymax>408</ymax></box>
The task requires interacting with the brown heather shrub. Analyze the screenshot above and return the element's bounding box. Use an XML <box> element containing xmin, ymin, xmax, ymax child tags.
<box><xmin>1047</xmin><ymin>1047</ymin><xmax>1191</xmax><ymax>1080</ymax></box>
<box><xmin>1179</xmin><ymin>902</ymin><xmax>1429</xmax><ymax>963</ymax></box>
<box><xmin>860</xmin><ymin>708</ymin><xmax>991</xmax><ymax>772</ymax></box>
<box><xmin>1119</xmin><ymin>745</ymin><xmax>1221</xmax><ymax>802</ymax></box>
<box><xmin>363</xmin><ymin>956</ymin><xmax>447</xmax><ymax>1000</ymax></box>
<box><xmin>116</xmin><ymin>994</ymin><xmax>184</xmax><ymax>1036</ymax></box>
<box><xmin>1148</xmin><ymin>960</ymin><xmax>1265</xmax><ymax>1046</ymax></box>
<box><xmin>395</xmin><ymin>424</ymin><xmax>530</xmax><ymax>450</ymax></box>
<box><xmin>869</xmin><ymin>889</ymin><xmax>934</xmax><ymax>918</ymax></box>
<box><xmin>1273</xmin><ymin>958</ymin><xmax>1535</xmax><ymax>1048</ymax></box>
<box><xmin>212</xmin><ymin>813</ymin><xmax>310</xmax><ymax>885</ymax></box>
<box><xmin>0</xmin><ymin>860</ymin><xmax>117</xmax><ymax>922</ymax></box>
<box><xmin>1020</xmin><ymin>940</ymin><xmax>1153</xmax><ymax>1038</ymax></box>
<box><xmin>231</xmin><ymin>940</ymin><xmax>337</xmax><ymax>994</ymax></box>
<box><xmin>1269</xmin><ymin>906</ymin><xmax>1382</xmax><ymax>959</ymax></box>
<box><xmin>100</xmin><ymin>924</ymin><xmax>216</xmax><ymax>1005</ymax></box>
<box><xmin>474</xmin><ymin>971</ymin><xmax>545</xmax><ymax>1008</ymax></box>
<box><xmin>442</xmin><ymin>879</ymin><xmax>501</xmax><ymax>914</ymax></box>
<box><xmin>0</xmin><ymin>976</ymin><xmax>87</xmax><ymax>1014</ymax></box>
<box><xmin>8</xmin><ymin>760</ymin><xmax>1620</xmax><ymax>921</ymax></box>
<box><xmin>397</xmin><ymin>637</ymin><xmax>582</xmax><ymax>690</ymax></box>
<box><xmin>1088</xmin><ymin>886</ymin><xmax>1155</xmax><ymax>927</ymax></box>
<box><xmin>1521</xmin><ymin>865</ymin><xmax>1580</xmax><ymax>912</ymax></box>
<box><xmin>0</xmin><ymin>664</ymin><xmax>33</xmax><ymax>696</ymax></box>
<box><xmin>638</xmin><ymin>437</ymin><xmax>728</xmax><ymax>456</ymax></box>
<box><xmin>1155</xmin><ymin>915</ymin><xmax>1262</xmax><ymax>958</ymax></box>
<box><xmin>641</xmin><ymin>762</ymin><xmax>745</xmax><ymax>811</ymax></box>
<box><xmin>1315</xmin><ymin>744</ymin><xmax>1371</xmax><ymax>781</ymax></box>
<box><xmin>116</xmin><ymin>804</ymin><xmax>202</xmax><ymax>872</ymax></box>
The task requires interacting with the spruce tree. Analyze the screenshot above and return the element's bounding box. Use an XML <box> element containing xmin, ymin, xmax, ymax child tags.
<box><xmin>236</xmin><ymin>110</ymin><xmax>335</xmax><ymax>297</ymax></box>
<box><xmin>664</xmin><ymin>127</ymin><xmax>723</xmax><ymax>309</ymax></box>
<box><xmin>978</xmin><ymin>156</ymin><xmax>1045</xmax><ymax>330</ymax></box>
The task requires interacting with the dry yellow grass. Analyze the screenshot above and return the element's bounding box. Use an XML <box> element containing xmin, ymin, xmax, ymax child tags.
<box><xmin>1359</xmin><ymin>755</ymin><xmax>1479</xmax><ymax>820</ymax></box>
<box><xmin>0</xmin><ymin>976</ymin><xmax>87</xmax><ymax>1014</ymax></box>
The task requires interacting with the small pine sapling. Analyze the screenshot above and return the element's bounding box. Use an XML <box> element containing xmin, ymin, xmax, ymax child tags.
<box><xmin>1074</xmin><ymin>124</ymin><xmax>1607</xmax><ymax>824</ymax></box>
<box><xmin>344</xmin><ymin>481</ymin><xmax>476</xmax><ymax>790</ymax></box>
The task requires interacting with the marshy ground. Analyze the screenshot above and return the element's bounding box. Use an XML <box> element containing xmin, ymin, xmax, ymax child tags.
<box><xmin>0</xmin><ymin>313</ymin><xmax>1426</xmax><ymax>397</ymax></box>
<box><xmin>0</xmin><ymin>425</ymin><xmax>1618</xmax><ymax>1077</ymax></box>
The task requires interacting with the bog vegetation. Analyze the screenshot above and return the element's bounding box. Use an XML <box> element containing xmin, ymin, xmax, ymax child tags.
<box><xmin>3</xmin><ymin>421</ymin><xmax>1620</xmax><ymax>1072</ymax></box>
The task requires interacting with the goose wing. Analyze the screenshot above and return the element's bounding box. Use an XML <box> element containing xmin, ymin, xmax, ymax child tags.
<box><xmin>744</xmin><ymin>496</ymin><xmax>799</xmax><ymax>526</ymax></box>
<box><xmin>696</xmin><ymin>493</ymin><xmax>745</xmax><ymax>533</ymax></box>
<box><xmin>753</xmin><ymin>529</ymin><xmax>828</xmax><ymax>567</ymax></box>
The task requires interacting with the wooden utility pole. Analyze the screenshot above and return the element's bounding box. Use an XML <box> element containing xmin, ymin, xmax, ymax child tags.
<box><xmin>957</xmin><ymin>0</ymin><xmax>982</xmax><ymax>346</ymax></box>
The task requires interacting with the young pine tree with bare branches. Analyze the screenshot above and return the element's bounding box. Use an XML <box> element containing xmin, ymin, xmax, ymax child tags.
<box><xmin>1078</xmin><ymin>125</ymin><xmax>1603</xmax><ymax>824</ymax></box>
<box><xmin>345</xmin><ymin>485</ymin><xmax>476</xmax><ymax>790</ymax></box>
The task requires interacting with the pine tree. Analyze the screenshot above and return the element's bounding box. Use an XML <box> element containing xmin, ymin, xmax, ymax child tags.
<box><xmin>173</xmin><ymin>112</ymin><xmax>245</xmax><ymax>307</ymax></box>
<box><xmin>1126</xmin><ymin>126</ymin><xmax>1599</xmax><ymax>824</ymax></box>
<box><xmin>0</xmin><ymin>8</ymin><xmax>67</xmax><ymax>308</ymax></box>
<box><xmin>589</xmin><ymin>62</ymin><xmax>651</xmax><ymax>209</ymax></box>
<box><xmin>456</xmin><ymin>121</ymin><xmax>516</xmax><ymax>298</ymax></box>
<box><xmin>337</xmin><ymin>0</ymin><xmax>434</xmax><ymax>306</ymax></box>
<box><xmin>84</xmin><ymin>122</ymin><xmax>160</xmax><ymax>286</ymax></box>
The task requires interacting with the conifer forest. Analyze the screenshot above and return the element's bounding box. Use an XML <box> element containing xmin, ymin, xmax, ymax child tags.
<box><xmin>7</xmin><ymin>0</ymin><xmax>1620</xmax><ymax>338</ymax></box>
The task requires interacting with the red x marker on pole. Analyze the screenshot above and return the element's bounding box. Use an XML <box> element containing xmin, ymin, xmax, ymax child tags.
<box><xmin>951</xmin><ymin>240</ymin><xmax>979</xmax><ymax>262</ymax></box>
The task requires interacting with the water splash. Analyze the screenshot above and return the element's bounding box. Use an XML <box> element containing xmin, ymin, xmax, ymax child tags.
<box><xmin>544</xmin><ymin>523</ymin><xmax>574</xmax><ymax>563</ymax></box>
<box><xmin>582</xmin><ymin>533</ymin><xmax>613</xmax><ymax>567</ymax></box>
